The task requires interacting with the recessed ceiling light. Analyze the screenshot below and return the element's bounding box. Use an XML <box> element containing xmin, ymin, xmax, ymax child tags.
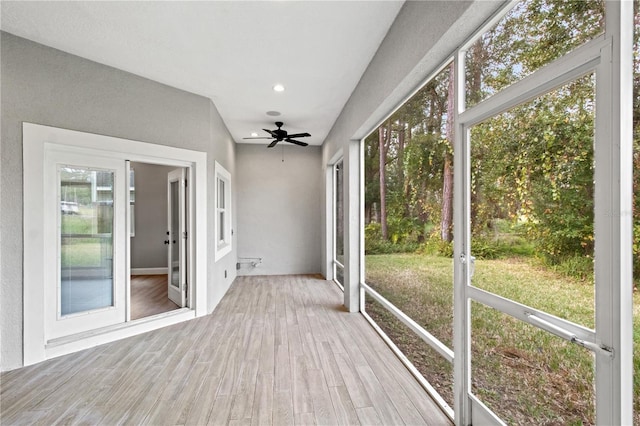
<box><xmin>250</xmin><ymin>132</ymin><xmax>258</xmax><ymax>137</ymax></box>
<box><xmin>266</xmin><ymin>111</ymin><xmax>281</xmax><ymax>116</ymax></box>
<box><xmin>273</xmin><ymin>84</ymin><xmax>285</xmax><ymax>92</ymax></box>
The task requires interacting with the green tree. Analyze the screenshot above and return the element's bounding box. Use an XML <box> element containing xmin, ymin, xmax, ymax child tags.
<box><xmin>467</xmin><ymin>0</ymin><xmax>603</xmax><ymax>264</ymax></box>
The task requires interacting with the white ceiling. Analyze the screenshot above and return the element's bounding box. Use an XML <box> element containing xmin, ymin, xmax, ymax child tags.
<box><xmin>1</xmin><ymin>1</ymin><xmax>405</xmax><ymax>146</ymax></box>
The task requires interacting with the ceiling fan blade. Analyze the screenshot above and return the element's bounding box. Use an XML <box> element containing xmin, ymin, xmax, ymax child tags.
<box><xmin>263</xmin><ymin>128</ymin><xmax>277</xmax><ymax>137</ymax></box>
<box><xmin>242</xmin><ymin>137</ymin><xmax>273</xmax><ymax>139</ymax></box>
<box><xmin>267</xmin><ymin>140</ymin><xmax>279</xmax><ymax>148</ymax></box>
<box><xmin>285</xmin><ymin>138</ymin><xmax>308</xmax><ymax>147</ymax></box>
<box><xmin>285</xmin><ymin>132</ymin><xmax>311</xmax><ymax>138</ymax></box>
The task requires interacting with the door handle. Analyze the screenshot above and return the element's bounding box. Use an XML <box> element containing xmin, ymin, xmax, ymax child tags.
<box><xmin>164</xmin><ymin>240</ymin><xmax>170</xmax><ymax>244</ymax></box>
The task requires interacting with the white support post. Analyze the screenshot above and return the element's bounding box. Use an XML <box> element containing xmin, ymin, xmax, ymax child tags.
<box><xmin>453</xmin><ymin>51</ymin><xmax>472</xmax><ymax>426</ymax></box>
<box><xmin>324</xmin><ymin>165</ymin><xmax>335</xmax><ymax>281</ymax></box>
<box><xmin>343</xmin><ymin>139</ymin><xmax>361</xmax><ymax>312</ymax></box>
<box><xmin>125</xmin><ymin>160</ymin><xmax>132</xmax><ymax>322</ymax></box>
<box><xmin>594</xmin><ymin>2</ymin><xmax>633</xmax><ymax>424</ymax></box>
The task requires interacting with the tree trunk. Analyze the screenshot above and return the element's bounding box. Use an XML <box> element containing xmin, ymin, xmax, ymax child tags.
<box><xmin>440</xmin><ymin>63</ymin><xmax>455</xmax><ymax>243</ymax></box>
<box><xmin>441</xmin><ymin>156</ymin><xmax>453</xmax><ymax>242</ymax></box>
<box><xmin>405</xmin><ymin>124</ymin><xmax>413</xmax><ymax>202</ymax></box>
<box><xmin>428</xmin><ymin>95</ymin><xmax>437</xmax><ymax>133</ymax></box>
<box><xmin>468</xmin><ymin>39</ymin><xmax>485</xmax><ymax>106</ymax></box>
<box><xmin>379</xmin><ymin>125</ymin><xmax>388</xmax><ymax>240</ymax></box>
<box><xmin>397</xmin><ymin>122</ymin><xmax>405</xmax><ymax>185</ymax></box>
<box><xmin>397</xmin><ymin>122</ymin><xmax>409</xmax><ymax>217</ymax></box>
<box><xmin>467</xmin><ymin>39</ymin><xmax>485</xmax><ymax>226</ymax></box>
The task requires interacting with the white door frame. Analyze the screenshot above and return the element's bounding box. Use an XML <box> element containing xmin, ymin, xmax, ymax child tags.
<box><xmin>342</xmin><ymin>1</ymin><xmax>632</xmax><ymax>424</ymax></box>
<box><xmin>452</xmin><ymin>2</ymin><xmax>633</xmax><ymax>425</ymax></box>
<box><xmin>167</xmin><ymin>167</ymin><xmax>187</xmax><ymax>308</ymax></box>
<box><xmin>23</xmin><ymin>123</ymin><xmax>208</xmax><ymax>365</ymax></box>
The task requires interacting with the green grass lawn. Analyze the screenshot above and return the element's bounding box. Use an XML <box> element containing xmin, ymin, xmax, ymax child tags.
<box><xmin>365</xmin><ymin>253</ymin><xmax>639</xmax><ymax>425</ymax></box>
<box><xmin>61</xmin><ymin>211</ymin><xmax>96</xmax><ymax>234</ymax></box>
<box><xmin>61</xmin><ymin>211</ymin><xmax>112</xmax><ymax>268</ymax></box>
<box><xmin>61</xmin><ymin>240</ymin><xmax>105</xmax><ymax>268</ymax></box>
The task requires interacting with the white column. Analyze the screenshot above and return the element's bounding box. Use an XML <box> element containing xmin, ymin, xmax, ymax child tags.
<box><xmin>452</xmin><ymin>50</ymin><xmax>472</xmax><ymax>425</ymax></box>
<box><xmin>324</xmin><ymin>165</ymin><xmax>335</xmax><ymax>281</ymax></box>
<box><xmin>343</xmin><ymin>139</ymin><xmax>361</xmax><ymax>312</ymax></box>
<box><xmin>594</xmin><ymin>2</ymin><xmax>633</xmax><ymax>424</ymax></box>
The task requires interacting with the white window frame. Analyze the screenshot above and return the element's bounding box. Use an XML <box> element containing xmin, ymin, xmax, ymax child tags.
<box><xmin>129</xmin><ymin>167</ymin><xmax>135</xmax><ymax>237</ymax></box>
<box><xmin>452</xmin><ymin>3</ymin><xmax>633</xmax><ymax>425</ymax></box>
<box><xmin>350</xmin><ymin>1</ymin><xmax>632</xmax><ymax>425</ymax></box>
<box><xmin>214</xmin><ymin>161</ymin><xmax>232</xmax><ymax>261</ymax></box>
<box><xmin>332</xmin><ymin>158</ymin><xmax>345</xmax><ymax>290</ymax></box>
<box><xmin>357</xmin><ymin>60</ymin><xmax>458</xmax><ymax>422</ymax></box>
<box><xmin>325</xmin><ymin>150</ymin><xmax>342</xmax><ymax>281</ymax></box>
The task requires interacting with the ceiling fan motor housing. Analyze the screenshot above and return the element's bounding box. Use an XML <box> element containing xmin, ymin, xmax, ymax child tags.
<box><xmin>242</xmin><ymin>122</ymin><xmax>310</xmax><ymax>147</ymax></box>
<box><xmin>274</xmin><ymin>122</ymin><xmax>286</xmax><ymax>140</ymax></box>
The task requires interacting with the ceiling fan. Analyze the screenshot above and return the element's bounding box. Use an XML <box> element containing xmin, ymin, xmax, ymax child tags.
<box><xmin>243</xmin><ymin>122</ymin><xmax>310</xmax><ymax>148</ymax></box>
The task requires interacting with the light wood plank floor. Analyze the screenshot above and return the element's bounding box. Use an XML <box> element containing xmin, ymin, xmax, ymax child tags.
<box><xmin>1</xmin><ymin>275</ymin><xmax>451</xmax><ymax>425</ymax></box>
<box><xmin>131</xmin><ymin>275</ymin><xmax>180</xmax><ymax>320</ymax></box>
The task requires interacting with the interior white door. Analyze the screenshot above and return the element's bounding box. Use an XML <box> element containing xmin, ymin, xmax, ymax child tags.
<box><xmin>45</xmin><ymin>148</ymin><xmax>127</xmax><ymax>340</ymax></box>
<box><xmin>167</xmin><ymin>168</ymin><xmax>186</xmax><ymax>307</ymax></box>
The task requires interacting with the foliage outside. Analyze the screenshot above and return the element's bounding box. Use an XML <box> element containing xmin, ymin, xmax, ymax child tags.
<box><xmin>361</xmin><ymin>0</ymin><xmax>639</xmax><ymax>424</ymax></box>
<box><xmin>365</xmin><ymin>253</ymin><xmax>615</xmax><ymax>425</ymax></box>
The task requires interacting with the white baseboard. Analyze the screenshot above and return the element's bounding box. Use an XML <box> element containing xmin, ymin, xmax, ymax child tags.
<box><xmin>131</xmin><ymin>267</ymin><xmax>167</xmax><ymax>275</ymax></box>
<box><xmin>45</xmin><ymin>309</ymin><xmax>195</xmax><ymax>361</ymax></box>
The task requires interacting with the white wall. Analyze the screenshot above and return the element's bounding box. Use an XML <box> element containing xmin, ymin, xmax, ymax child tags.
<box><xmin>207</xmin><ymin>101</ymin><xmax>238</xmax><ymax>311</ymax></box>
<box><xmin>130</xmin><ymin>162</ymin><xmax>174</xmax><ymax>270</ymax></box>
<box><xmin>0</xmin><ymin>32</ymin><xmax>237</xmax><ymax>370</ymax></box>
<box><xmin>236</xmin><ymin>144</ymin><xmax>322</xmax><ymax>276</ymax></box>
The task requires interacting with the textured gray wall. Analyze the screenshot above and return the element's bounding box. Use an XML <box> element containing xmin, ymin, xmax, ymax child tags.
<box><xmin>130</xmin><ymin>162</ymin><xmax>175</xmax><ymax>270</ymax></box>
<box><xmin>236</xmin><ymin>144</ymin><xmax>322</xmax><ymax>276</ymax></box>
<box><xmin>0</xmin><ymin>32</ymin><xmax>237</xmax><ymax>370</ymax></box>
<box><xmin>207</xmin><ymin>100</ymin><xmax>238</xmax><ymax>313</ymax></box>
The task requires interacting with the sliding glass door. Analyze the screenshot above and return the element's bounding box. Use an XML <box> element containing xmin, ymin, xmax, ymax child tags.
<box><xmin>45</xmin><ymin>148</ymin><xmax>127</xmax><ymax>339</ymax></box>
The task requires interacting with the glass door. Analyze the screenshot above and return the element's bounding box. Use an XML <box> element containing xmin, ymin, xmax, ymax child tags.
<box><xmin>333</xmin><ymin>159</ymin><xmax>344</xmax><ymax>287</ymax></box>
<box><xmin>45</xmin><ymin>148</ymin><xmax>127</xmax><ymax>339</ymax></box>
<box><xmin>167</xmin><ymin>168</ymin><xmax>186</xmax><ymax>307</ymax></box>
